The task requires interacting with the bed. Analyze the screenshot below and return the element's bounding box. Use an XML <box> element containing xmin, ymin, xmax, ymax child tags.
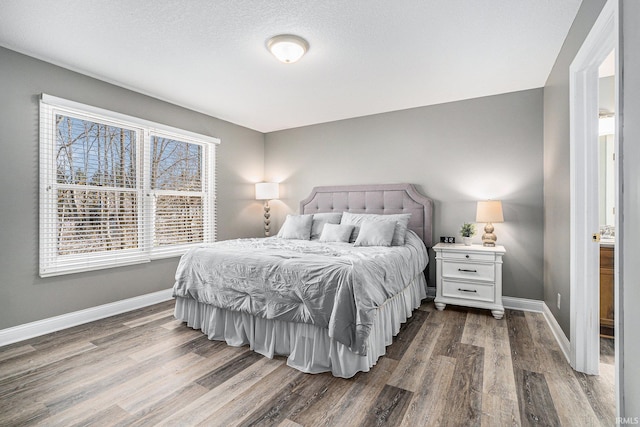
<box><xmin>173</xmin><ymin>183</ymin><xmax>434</xmax><ymax>378</ymax></box>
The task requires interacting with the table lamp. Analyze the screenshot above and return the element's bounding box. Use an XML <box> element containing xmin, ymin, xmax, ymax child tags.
<box><xmin>476</xmin><ymin>200</ymin><xmax>504</xmax><ymax>247</ymax></box>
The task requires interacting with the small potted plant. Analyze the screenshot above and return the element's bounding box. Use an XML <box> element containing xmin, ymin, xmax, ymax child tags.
<box><xmin>460</xmin><ymin>222</ymin><xmax>476</xmax><ymax>246</ymax></box>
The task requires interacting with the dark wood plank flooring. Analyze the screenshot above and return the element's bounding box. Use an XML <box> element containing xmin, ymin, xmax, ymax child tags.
<box><xmin>0</xmin><ymin>300</ymin><xmax>615</xmax><ymax>426</ymax></box>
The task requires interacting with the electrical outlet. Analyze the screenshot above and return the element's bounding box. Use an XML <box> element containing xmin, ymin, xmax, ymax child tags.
<box><xmin>557</xmin><ymin>293</ymin><xmax>561</xmax><ymax>310</ymax></box>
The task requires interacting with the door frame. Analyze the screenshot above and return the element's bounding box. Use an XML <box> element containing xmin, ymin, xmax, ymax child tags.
<box><xmin>569</xmin><ymin>0</ymin><xmax>622</xmax><ymax>414</ymax></box>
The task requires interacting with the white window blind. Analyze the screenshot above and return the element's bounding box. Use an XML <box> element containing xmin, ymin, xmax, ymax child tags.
<box><xmin>148</xmin><ymin>132</ymin><xmax>216</xmax><ymax>258</ymax></box>
<box><xmin>39</xmin><ymin>94</ymin><xmax>219</xmax><ymax>277</ymax></box>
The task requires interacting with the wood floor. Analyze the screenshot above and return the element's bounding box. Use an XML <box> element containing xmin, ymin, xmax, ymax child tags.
<box><xmin>0</xmin><ymin>300</ymin><xmax>615</xmax><ymax>426</ymax></box>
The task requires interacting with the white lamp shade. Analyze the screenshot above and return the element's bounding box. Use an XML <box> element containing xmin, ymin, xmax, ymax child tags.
<box><xmin>255</xmin><ymin>182</ymin><xmax>279</xmax><ymax>200</ymax></box>
<box><xmin>476</xmin><ymin>200</ymin><xmax>504</xmax><ymax>223</ymax></box>
<box><xmin>267</xmin><ymin>35</ymin><xmax>308</xmax><ymax>64</ymax></box>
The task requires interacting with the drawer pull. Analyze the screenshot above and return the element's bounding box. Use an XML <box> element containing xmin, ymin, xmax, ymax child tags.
<box><xmin>458</xmin><ymin>268</ymin><xmax>477</xmax><ymax>273</ymax></box>
<box><xmin>466</xmin><ymin>254</ymin><xmax>470</xmax><ymax>259</ymax></box>
<box><xmin>458</xmin><ymin>288</ymin><xmax>478</xmax><ymax>293</ymax></box>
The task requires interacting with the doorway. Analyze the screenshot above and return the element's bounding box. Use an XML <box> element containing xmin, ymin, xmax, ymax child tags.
<box><xmin>597</xmin><ymin>48</ymin><xmax>616</xmax><ymax>395</ymax></box>
<box><xmin>569</xmin><ymin>0</ymin><xmax>621</xmax><ymax>417</ymax></box>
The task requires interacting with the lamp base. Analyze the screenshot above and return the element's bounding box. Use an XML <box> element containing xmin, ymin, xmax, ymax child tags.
<box><xmin>263</xmin><ymin>201</ymin><xmax>271</xmax><ymax>237</ymax></box>
<box><xmin>482</xmin><ymin>222</ymin><xmax>497</xmax><ymax>247</ymax></box>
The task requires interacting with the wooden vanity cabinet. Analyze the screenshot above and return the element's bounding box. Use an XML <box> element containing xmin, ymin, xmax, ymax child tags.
<box><xmin>600</xmin><ymin>245</ymin><xmax>614</xmax><ymax>338</ymax></box>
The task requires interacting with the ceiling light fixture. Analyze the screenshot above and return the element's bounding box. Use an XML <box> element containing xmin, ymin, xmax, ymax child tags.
<box><xmin>267</xmin><ymin>34</ymin><xmax>309</xmax><ymax>64</ymax></box>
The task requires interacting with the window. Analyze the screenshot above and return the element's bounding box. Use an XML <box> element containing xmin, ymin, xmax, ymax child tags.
<box><xmin>39</xmin><ymin>94</ymin><xmax>218</xmax><ymax>277</ymax></box>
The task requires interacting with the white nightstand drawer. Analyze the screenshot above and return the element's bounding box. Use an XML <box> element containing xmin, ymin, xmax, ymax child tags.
<box><xmin>442</xmin><ymin>261</ymin><xmax>495</xmax><ymax>282</ymax></box>
<box><xmin>442</xmin><ymin>280</ymin><xmax>494</xmax><ymax>303</ymax></box>
<box><xmin>439</xmin><ymin>250</ymin><xmax>495</xmax><ymax>262</ymax></box>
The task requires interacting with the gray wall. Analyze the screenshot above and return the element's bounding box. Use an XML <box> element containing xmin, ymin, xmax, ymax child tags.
<box><xmin>265</xmin><ymin>89</ymin><xmax>544</xmax><ymax>300</ymax></box>
<box><xmin>543</xmin><ymin>0</ymin><xmax>640</xmax><ymax>415</ymax></box>
<box><xmin>621</xmin><ymin>0</ymin><xmax>640</xmax><ymax>417</ymax></box>
<box><xmin>0</xmin><ymin>47</ymin><xmax>265</xmax><ymax>329</ymax></box>
<box><xmin>542</xmin><ymin>0</ymin><xmax>607</xmax><ymax>336</ymax></box>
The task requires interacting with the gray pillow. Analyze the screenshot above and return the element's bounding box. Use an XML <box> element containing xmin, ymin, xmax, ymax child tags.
<box><xmin>277</xmin><ymin>214</ymin><xmax>313</xmax><ymax>240</ymax></box>
<box><xmin>311</xmin><ymin>212</ymin><xmax>343</xmax><ymax>239</ymax></box>
<box><xmin>340</xmin><ymin>212</ymin><xmax>412</xmax><ymax>245</ymax></box>
<box><xmin>354</xmin><ymin>220</ymin><xmax>396</xmax><ymax>247</ymax></box>
<box><xmin>319</xmin><ymin>223</ymin><xmax>354</xmax><ymax>243</ymax></box>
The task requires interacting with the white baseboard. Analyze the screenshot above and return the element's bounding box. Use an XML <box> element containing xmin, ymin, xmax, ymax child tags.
<box><xmin>503</xmin><ymin>296</ymin><xmax>571</xmax><ymax>364</ymax></box>
<box><xmin>0</xmin><ymin>288</ymin><xmax>173</xmax><ymax>347</ymax></box>
<box><xmin>542</xmin><ymin>302</ymin><xmax>571</xmax><ymax>363</ymax></box>
<box><xmin>1</xmin><ymin>291</ymin><xmax>572</xmax><ymax>365</ymax></box>
<box><xmin>502</xmin><ymin>296</ymin><xmax>545</xmax><ymax>312</ymax></box>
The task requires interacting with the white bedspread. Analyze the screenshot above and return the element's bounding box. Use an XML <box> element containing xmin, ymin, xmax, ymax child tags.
<box><xmin>172</xmin><ymin>231</ymin><xmax>428</xmax><ymax>355</ymax></box>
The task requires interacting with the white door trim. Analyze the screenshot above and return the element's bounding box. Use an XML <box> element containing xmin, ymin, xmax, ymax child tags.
<box><xmin>569</xmin><ymin>0</ymin><xmax>621</xmax><ymax>414</ymax></box>
<box><xmin>569</xmin><ymin>4</ymin><xmax>610</xmax><ymax>374</ymax></box>
<box><xmin>570</xmin><ymin>0</ymin><xmax>616</xmax><ymax>376</ymax></box>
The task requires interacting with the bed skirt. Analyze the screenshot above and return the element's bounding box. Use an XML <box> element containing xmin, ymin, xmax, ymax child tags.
<box><xmin>174</xmin><ymin>273</ymin><xmax>427</xmax><ymax>378</ymax></box>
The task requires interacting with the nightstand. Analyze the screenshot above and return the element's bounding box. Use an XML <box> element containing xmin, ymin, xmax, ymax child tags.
<box><xmin>433</xmin><ymin>243</ymin><xmax>506</xmax><ymax>319</ymax></box>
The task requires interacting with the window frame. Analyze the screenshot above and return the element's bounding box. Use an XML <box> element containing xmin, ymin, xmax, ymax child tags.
<box><xmin>39</xmin><ymin>94</ymin><xmax>219</xmax><ymax>277</ymax></box>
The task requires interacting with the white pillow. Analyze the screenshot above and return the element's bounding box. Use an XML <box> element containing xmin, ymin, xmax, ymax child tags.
<box><xmin>277</xmin><ymin>214</ymin><xmax>313</xmax><ymax>240</ymax></box>
<box><xmin>311</xmin><ymin>212</ymin><xmax>343</xmax><ymax>239</ymax></box>
<box><xmin>319</xmin><ymin>223</ymin><xmax>354</xmax><ymax>243</ymax></box>
<box><xmin>340</xmin><ymin>212</ymin><xmax>412</xmax><ymax>246</ymax></box>
<box><xmin>354</xmin><ymin>220</ymin><xmax>396</xmax><ymax>247</ymax></box>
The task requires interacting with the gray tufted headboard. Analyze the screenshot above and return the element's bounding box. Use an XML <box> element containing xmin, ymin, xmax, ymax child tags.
<box><xmin>300</xmin><ymin>183</ymin><xmax>434</xmax><ymax>247</ymax></box>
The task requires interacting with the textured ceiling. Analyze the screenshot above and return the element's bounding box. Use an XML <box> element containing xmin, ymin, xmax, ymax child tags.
<box><xmin>0</xmin><ymin>0</ymin><xmax>582</xmax><ymax>132</ymax></box>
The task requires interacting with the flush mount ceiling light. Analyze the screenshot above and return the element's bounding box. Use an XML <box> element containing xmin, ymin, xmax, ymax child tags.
<box><xmin>267</xmin><ymin>34</ymin><xmax>309</xmax><ymax>64</ymax></box>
